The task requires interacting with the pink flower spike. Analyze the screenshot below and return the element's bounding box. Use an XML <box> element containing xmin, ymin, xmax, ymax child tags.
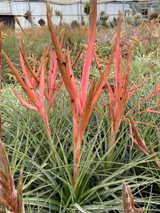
<box><xmin>20</xmin><ymin>52</ymin><xmax>33</xmax><ymax>87</ymax></box>
<box><xmin>49</xmin><ymin>51</ymin><xmax>58</xmax><ymax>99</ymax></box>
<box><xmin>31</xmin><ymin>59</ymin><xmax>37</xmax><ymax>85</ymax></box>
<box><xmin>19</xmin><ymin>52</ymin><xmax>39</xmax><ymax>102</ymax></box>
<box><xmin>115</xmin><ymin>13</ymin><xmax>122</xmax><ymax>91</ymax></box>
<box><xmin>80</xmin><ymin>0</ymin><xmax>97</xmax><ymax>110</ymax></box>
<box><xmin>65</xmin><ymin>48</ymin><xmax>82</xmax><ymax>116</ymax></box>
<box><xmin>48</xmin><ymin>49</ymin><xmax>54</xmax><ymax>87</ymax></box>
<box><xmin>2</xmin><ymin>50</ymin><xmax>40</xmax><ymax>107</ymax></box>
<box><xmin>47</xmin><ymin>9</ymin><xmax>65</xmax><ymax>66</ymax></box>
<box><xmin>39</xmin><ymin>46</ymin><xmax>46</xmax><ymax>108</ymax></box>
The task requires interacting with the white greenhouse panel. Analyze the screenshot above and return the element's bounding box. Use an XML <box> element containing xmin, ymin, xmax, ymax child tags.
<box><xmin>11</xmin><ymin>2</ymin><xmax>29</xmax><ymax>15</ymax></box>
<box><xmin>0</xmin><ymin>2</ymin><xmax>11</xmax><ymax>14</ymax></box>
<box><xmin>106</xmin><ymin>3</ymin><xmax>130</xmax><ymax>19</ymax></box>
<box><xmin>97</xmin><ymin>3</ymin><xmax>106</xmax><ymax>13</ymax></box>
<box><xmin>29</xmin><ymin>2</ymin><xmax>46</xmax><ymax>16</ymax></box>
<box><xmin>0</xmin><ymin>1</ymin><xmax>131</xmax><ymax>28</ymax></box>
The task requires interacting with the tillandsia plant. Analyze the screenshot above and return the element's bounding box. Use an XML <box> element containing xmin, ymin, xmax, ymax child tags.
<box><xmin>122</xmin><ymin>181</ymin><xmax>144</xmax><ymax>213</ymax></box>
<box><xmin>0</xmin><ymin>29</ymin><xmax>24</xmax><ymax>213</ymax></box>
<box><xmin>1</xmin><ymin>19</ymin><xmax>66</xmax><ymax>161</ymax></box>
<box><xmin>2</xmin><ymin>37</ymin><xmax>63</xmax><ymax>137</ymax></box>
<box><xmin>47</xmin><ymin>0</ymin><xmax>117</xmax><ymax>187</ymax></box>
<box><xmin>94</xmin><ymin>13</ymin><xmax>160</xmax><ymax>168</ymax></box>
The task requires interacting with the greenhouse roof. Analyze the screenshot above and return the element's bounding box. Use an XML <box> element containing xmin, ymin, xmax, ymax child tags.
<box><xmin>1</xmin><ymin>0</ymin><xmax>156</xmax><ymax>3</ymax></box>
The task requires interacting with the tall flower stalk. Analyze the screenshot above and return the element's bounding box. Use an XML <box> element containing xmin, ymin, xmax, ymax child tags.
<box><xmin>47</xmin><ymin>0</ymin><xmax>116</xmax><ymax>186</ymax></box>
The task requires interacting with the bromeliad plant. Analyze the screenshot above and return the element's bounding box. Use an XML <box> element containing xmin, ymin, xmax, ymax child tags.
<box><xmin>94</xmin><ymin>14</ymin><xmax>160</xmax><ymax>167</ymax></box>
<box><xmin>2</xmin><ymin>39</ymin><xmax>63</xmax><ymax>138</ymax></box>
<box><xmin>47</xmin><ymin>0</ymin><xmax>117</xmax><ymax>186</ymax></box>
<box><xmin>1</xmin><ymin>22</ymin><xmax>66</xmax><ymax>162</ymax></box>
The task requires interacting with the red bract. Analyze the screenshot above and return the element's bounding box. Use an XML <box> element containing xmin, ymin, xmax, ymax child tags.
<box><xmin>47</xmin><ymin>0</ymin><xmax>116</xmax><ymax>187</ymax></box>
